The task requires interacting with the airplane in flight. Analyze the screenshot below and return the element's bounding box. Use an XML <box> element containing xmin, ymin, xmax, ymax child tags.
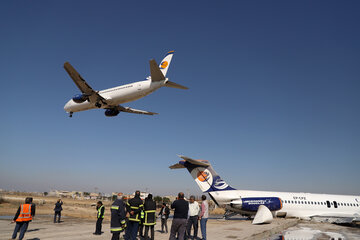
<box><xmin>170</xmin><ymin>155</ymin><xmax>360</xmax><ymax>224</ymax></box>
<box><xmin>63</xmin><ymin>51</ymin><xmax>187</xmax><ymax>117</ymax></box>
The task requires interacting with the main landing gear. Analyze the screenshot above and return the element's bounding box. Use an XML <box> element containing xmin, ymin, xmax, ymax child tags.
<box><xmin>95</xmin><ymin>102</ymin><xmax>102</xmax><ymax>108</ymax></box>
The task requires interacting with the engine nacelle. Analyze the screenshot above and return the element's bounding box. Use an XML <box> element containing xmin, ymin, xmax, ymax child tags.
<box><xmin>230</xmin><ymin>197</ymin><xmax>282</xmax><ymax>212</ymax></box>
<box><xmin>72</xmin><ymin>94</ymin><xmax>88</xmax><ymax>103</ymax></box>
<box><xmin>105</xmin><ymin>108</ymin><xmax>120</xmax><ymax>117</ymax></box>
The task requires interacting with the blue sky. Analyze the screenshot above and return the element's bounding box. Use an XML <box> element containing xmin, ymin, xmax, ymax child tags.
<box><xmin>0</xmin><ymin>1</ymin><xmax>359</xmax><ymax>196</ymax></box>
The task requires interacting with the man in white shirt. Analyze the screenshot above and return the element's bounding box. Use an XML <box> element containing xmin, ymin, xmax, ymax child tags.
<box><xmin>186</xmin><ymin>195</ymin><xmax>200</xmax><ymax>239</ymax></box>
<box><xmin>199</xmin><ymin>195</ymin><xmax>209</xmax><ymax>240</ymax></box>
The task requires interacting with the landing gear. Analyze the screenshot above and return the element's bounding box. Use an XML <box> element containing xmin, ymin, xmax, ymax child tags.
<box><xmin>69</xmin><ymin>112</ymin><xmax>73</xmax><ymax>118</ymax></box>
<box><xmin>223</xmin><ymin>210</ymin><xmax>238</xmax><ymax>220</ymax></box>
<box><xmin>95</xmin><ymin>102</ymin><xmax>101</xmax><ymax>108</ymax></box>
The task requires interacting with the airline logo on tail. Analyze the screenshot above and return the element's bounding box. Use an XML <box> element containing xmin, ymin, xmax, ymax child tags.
<box><xmin>191</xmin><ymin>168</ymin><xmax>213</xmax><ymax>192</ymax></box>
<box><xmin>160</xmin><ymin>61</ymin><xmax>168</xmax><ymax>69</ymax></box>
<box><xmin>213</xmin><ymin>178</ymin><xmax>230</xmax><ymax>190</ymax></box>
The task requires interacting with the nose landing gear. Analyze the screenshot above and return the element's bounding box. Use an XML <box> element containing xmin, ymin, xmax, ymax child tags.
<box><xmin>69</xmin><ymin>112</ymin><xmax>73</xmax><ymax>118</ymax></box>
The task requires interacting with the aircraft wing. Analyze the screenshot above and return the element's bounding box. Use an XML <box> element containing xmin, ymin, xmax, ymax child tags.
<box><xmin>64</xmin><ymin>62</ymin><xmax>108</xmax><ymax>105</ymax></box>
<box><xmin>311</xmin><ymin>214</ymin><xmax>360</xmax><ymax>223</ymax></box>
<box><xmin>113</xmin><ymin>105</ymin><xmax>158</xmax><ymax>115</ymax></box>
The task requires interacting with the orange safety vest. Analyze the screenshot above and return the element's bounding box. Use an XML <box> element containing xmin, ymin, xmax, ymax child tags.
<box><xmin>16</xmin><ymin>204</ymin><xmax>32</xmax><ymax>222</ymax></box>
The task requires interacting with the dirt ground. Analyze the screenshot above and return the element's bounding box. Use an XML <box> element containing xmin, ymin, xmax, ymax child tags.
<box><xmin>0</xmin><ymin>215</ymin><xmax>299</xmax><ymax>240</ymax></box>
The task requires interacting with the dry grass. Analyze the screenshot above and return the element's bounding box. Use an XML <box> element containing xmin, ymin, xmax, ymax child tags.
<box><xmin>210</xmin><ymin>207</ymin><xmax>226</xmax><ymax>215</ymax></box>
<box><xmin>0</xmin><ymin>194</ymin><xmax>109</xmax><ymax>220</ymax></box>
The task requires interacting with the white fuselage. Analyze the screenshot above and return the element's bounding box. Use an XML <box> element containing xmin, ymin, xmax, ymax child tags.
<box><xmin>211</xmin><ymin>189</ymin><xmax>360</xmax><ymax>219</ymax></box>
<box><xmin>64</xmin><ymin>79</ymin><xmax>165</xmax><ymax>113</ymax></box>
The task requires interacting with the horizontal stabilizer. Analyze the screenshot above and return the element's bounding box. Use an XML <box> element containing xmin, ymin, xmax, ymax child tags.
<box><xmin>178</xmin><ymin>155</ymin><xmax>210</xmax><ymax>167</ymax></box>
<box><xmin>149</xmin><ymin>59</ymin><xmax>165</xmax><ymax>82</ymax></box>
<box><xmin>169</xmin><ymin>163</ymin><xmax>185</xmax><ymax>169</ymax></box>
<box><xmin>165</xmin><ymin>81</ymin><xmax>188</xmax><ymax>90</ymax></box>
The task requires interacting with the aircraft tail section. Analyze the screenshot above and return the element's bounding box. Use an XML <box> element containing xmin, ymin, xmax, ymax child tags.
<box><xmin>149</xmin><ymin>59</ymin><xmax>166</xmax><ymax>82</ymax></box>
<box><xmin>159</xmin><ymin>50</ymin><xmax>174</xmax><ymax>77</ymax></box>
<box><xmin>170</xmin><ymin>155</ymin><xmax>235</xmax><ymax>193</ymax></box>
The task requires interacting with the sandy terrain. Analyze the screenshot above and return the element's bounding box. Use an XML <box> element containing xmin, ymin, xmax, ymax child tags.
<box><xmin>0</xmin><ymin>215</ymin><xmax>299</xmax><ymax>240</ymax></box>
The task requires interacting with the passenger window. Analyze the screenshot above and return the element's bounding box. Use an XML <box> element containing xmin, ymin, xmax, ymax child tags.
<box><xmin>311</xmin><ymin>201</ymin><xmax>313</xmax><ymax>204</ymax></box>
<box><xmin>301</xmin><ymin>201</ymin><xmax>304</xmax><ymax>204</ymax></box>
<box><xmin>292</xmin><ymin>201</ymin><xmax>294</xmax><ymax>204</ymax></box>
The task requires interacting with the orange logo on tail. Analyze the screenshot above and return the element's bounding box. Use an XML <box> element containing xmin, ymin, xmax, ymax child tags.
<box><xmin>197</xmin><ymin>171</ymin><xmax>209</xmax><ymax>182</ymax></box>
<box><xmin>160</xmin><ymin>61</ymin><xmax>168</xmax><ymax>69</ymax></box>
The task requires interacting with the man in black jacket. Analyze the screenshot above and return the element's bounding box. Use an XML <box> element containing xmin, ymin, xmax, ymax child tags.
<box><xmin>143</xmin><ymin>194</ymin><xmax>156</xmax><ymax>240</ymax></box>
<box><xmin>110</xmin><ymin>198</ymin><xmax>127</xmax><ymax>240</ymax></box>
<box><xmin>158</xmin><ymin>202</ymin><xmax>170</xmax><ymax>233</ymax></box>
<box><xmin>53</xmin><ymin>199</ymin><xmax>63</xmax><ymax>223</ymax></box>
<box><xmin>94</xmin><ymin>201</ymin><xmax>105</xmax><ymax>235</ymax></box>
<box><xmin>11</xmin><ymin>197</ymin><xmax>36</xmax><ymax>240</ymax></box>
<box><xmin>169</xmin><ymin>192</ymin><xmax>189</xmax><ymax>240</ymax></box>
<box><xmin>126</xmin><ymin>190</ymin><xmax>144</xmax><ymax>240</ymax></box>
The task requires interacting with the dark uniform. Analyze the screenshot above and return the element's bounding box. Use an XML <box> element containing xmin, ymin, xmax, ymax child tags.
<box><xmin>110</xmin><ymin>199</ymin><xmax>127</xmax><ymax>240</ymax></box>
<box><xmin>143</xmin><ymin>196</ymin><xmax>156</xmax><ymax>240</ymax></box>
<box><xmin>95</xmin><ymin>204</ymin><xmax>105</xmax><ymax>235</ymax></box>
<box><xmin>125</xmin><ymin>195</ymin><xmax>143</xmax><ymax>240</ymax></box>
<box><xmin>53</xmin><ymin>200</ymin><xmax>63</xmax><ymax>223</ymax></box>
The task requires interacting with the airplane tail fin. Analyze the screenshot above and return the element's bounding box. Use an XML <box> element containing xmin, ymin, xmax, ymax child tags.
<box><xmin>170</xmin><ymin>155</ymin><xmax>235</xmax><ymax>193</ymax></box>
<box><xmin>148</xmin><ymin>50</ymin><xmax>174</xmax><ymax>82</ymax></box>
<box><xmin>159</xmin><ymin>50</ymin><xmax>174</xmax><ymax>77</ymax></box>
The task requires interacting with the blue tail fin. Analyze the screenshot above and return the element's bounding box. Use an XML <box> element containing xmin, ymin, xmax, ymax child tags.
<box><xmin>170</xmin><ymin>155</ymin><xmax>235</xmax><ymax>192</ymax></box>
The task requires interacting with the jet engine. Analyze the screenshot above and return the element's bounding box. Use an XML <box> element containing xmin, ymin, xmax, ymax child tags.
<box><xmin>72</xmin><ymin>94</ymin><xmax>88</xmax><ymax>103</ymax></box>
<box><xmin>230</xmin><ymin>197</ymin><xmax>282</xmax><ymax>212</ymax></box>
<box><xmin>105</xmin><ymin>108</ymin><xmax>120</xmax><ymax>117</ymax></box>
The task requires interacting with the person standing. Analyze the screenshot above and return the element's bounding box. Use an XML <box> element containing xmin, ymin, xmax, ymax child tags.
<box><xmin>94</xmin><ymin>201</ymin><xmax>105</xmax><ymax>235</ymax></box>
<box><xmin>199</xmin><ymin>195</ymin><xmax>208</xmax><ymax>240</ymax></box>
<box><xmin>110</xmin><ymin>197</ymin><xmax>127</xmax><ymax>240</ymax></box>
<box><xmin>158</xmin><ymin>202</ymin><xmax>170</xmax><ymax>233</ymax></box>
<box><xmin>143</xmin><ymin>194</ymin><xmax>156</xmax><ymax>240</ymax></box>
<box><xmin>53</xmin><ymin>199</ymin><xmax>63</xmax><ymax>223</ymax></box>
<box><xmin>186</xmin><ymin>196</ymin><xmax>200</xmax><ymax>239</ymax></box>
<box><xmin>169</xmin><ymin>192</ymin><xmax>189</xmax><ymax>240</ymax></box>
<box><xmin>126</xmin><ymin>190</ymin><xmax>144</xmax><ymax>240</ymax></box>
<box><xmin>11</xmin><ymin>197</ymin><xmax>36</xmax><ymax>240</ymax></box>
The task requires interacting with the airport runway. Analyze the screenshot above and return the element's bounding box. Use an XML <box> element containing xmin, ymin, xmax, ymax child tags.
<box><xmin>1</xmin><ymin>215</ymin><xmax>360</xmax><ymax>240</ymax></box>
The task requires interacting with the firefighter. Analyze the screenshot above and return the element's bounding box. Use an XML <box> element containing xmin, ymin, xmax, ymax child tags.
<box><xmin>110</xmin><ymin>197</ymin><xmax>127</xmax><ymax>240</ymax></box>
<box><xmin>138</xmin><ymin>209</ymin><xmax>145</xmax><ymax>238</ymax></box>
<box><xmin>143</xmin><ymin>194</ymin><xmax>156</xmax><ymax>240</ymax></box>
<box><xmin>11</xmin><ymin>197</ymin><xmax>36</xmax><ymax>240</ymax></box>
<box><xmin>125</xmin><ymin>190</ymin><xmax>144</xmax><ymax>240</ymax></box>
<box><xmin>94</xmin><ymin>201</ymin><xmax>105</xmax><ymax>235</ymax></box>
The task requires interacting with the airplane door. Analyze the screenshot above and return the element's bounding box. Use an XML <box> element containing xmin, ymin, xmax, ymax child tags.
<box><xmin>333</xmin><ymin>201</ymin><xmax>338</xmax><ymax>208</ymax></box>
<box><xmin>137</xmin><ymin>83</ymin><xmax>142</xmax><ymax>91</ymax></box>
<box><xmin>326</xmin><ymin>200</ymin><xmax>331</xmax><ymax>208</ymax></box>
